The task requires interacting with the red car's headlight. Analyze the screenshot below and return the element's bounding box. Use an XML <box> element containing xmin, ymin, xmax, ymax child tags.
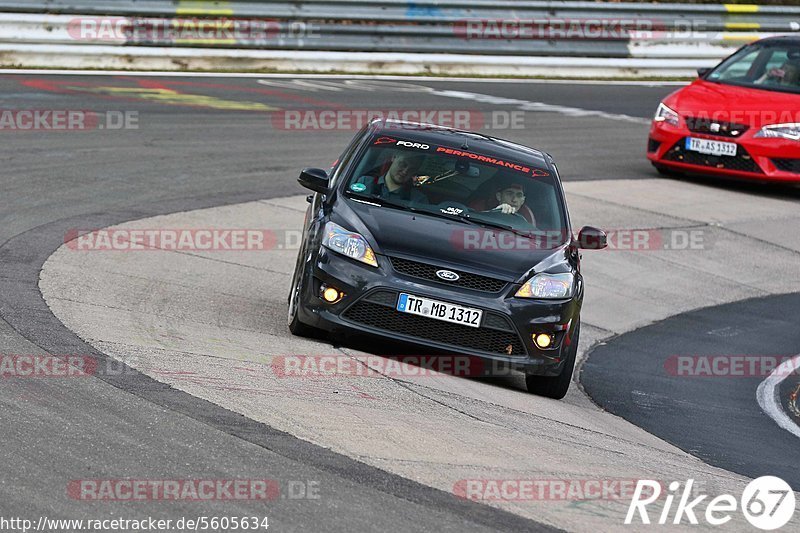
<box><xmin>653</xmin><ymin>103</ymin><xmax>680</xmax><ymax>127</ymax></box>
<box><xmin>754</xmin><ymin>123</ymin><xmax>800</xmax><ymax>141</ymax></box>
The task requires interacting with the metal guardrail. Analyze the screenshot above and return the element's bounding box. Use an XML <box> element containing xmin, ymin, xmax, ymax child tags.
<box><xmin>2</xmin><ymin>1</ymin><xmax>800</xmax><ymax>18</ymax></box>
<box><xmin>0</xmin><ymin>1</ymin><xmax>798</xmax><ymax>26</ymax></box>
<box><xmin>3</xmin><ymin>0</ymin><xmax>799</xmax><ymax>29</ymax></box>
<box><xmin>3</xmin><ymin>13</ymin><xmax>780</xmax><ymax>58</ymax></box>
<box><xmin>0</xmin><ymin>1</ymin><xmax>798</xmax><ymax>76</ymax></box>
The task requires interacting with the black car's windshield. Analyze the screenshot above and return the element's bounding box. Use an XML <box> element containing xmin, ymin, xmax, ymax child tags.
<box><xmin>344</xmin><ymin>135</ymin><xmax>568</xmax><ymax>238</ymax></box>
<box><xmin>706</xmin><ymin>42</ymin><xmax>800</xmax><ymax>94</ymax></box>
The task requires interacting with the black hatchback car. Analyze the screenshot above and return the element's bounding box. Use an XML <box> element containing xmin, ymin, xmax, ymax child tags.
<box><xmin>288</xmin><ymin>120</ymin><xmax>606</xmax><ymax>399</ymax></box>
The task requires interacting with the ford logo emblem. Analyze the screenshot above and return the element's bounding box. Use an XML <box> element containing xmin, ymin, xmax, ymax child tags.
<box><xmin>436</xmin><ymin>269</ymin><xmax>460</xmax><ymax>282</ymax></box>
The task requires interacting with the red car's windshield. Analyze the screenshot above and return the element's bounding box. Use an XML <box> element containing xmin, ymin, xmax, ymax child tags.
<box><xmin>705</xmin><ymin>43</ymin><xmax>800</xmax><ymax>93</ymax></box>
<box><xmin>706</xmin><ymin>42</ymin><xmax>800</xmax><ymax>94</ymax></box>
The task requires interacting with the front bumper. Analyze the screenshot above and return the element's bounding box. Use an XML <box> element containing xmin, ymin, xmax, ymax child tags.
<box><xmin>297</xmin><ymin>248</ymin><xmax>581</xmax><ymax>376</ymax></box>
<box><xmin>647</xmin><ymin>121</ymin><xmax>800</xmax><ymax>183</ymax></box>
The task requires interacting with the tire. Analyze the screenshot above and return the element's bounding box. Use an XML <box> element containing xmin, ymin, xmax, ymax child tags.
<box><xmin>287</xmin><ymin>253</ymin><xmax>322</xmax><ymax>338</ymax></box>
<box><xmin>653</xmin><ymin>163</ymin><xmax>680</xmax><ymax>177</ymax></box>
<box><xmin>525</xmin><ymin>321</ymin><xmax>580</xmax><ymax>400</ymax></box>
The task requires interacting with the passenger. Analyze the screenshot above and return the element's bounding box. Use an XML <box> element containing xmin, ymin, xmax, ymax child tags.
<box><xmin>353</xmin><ymin>151</ymin><xmax>428</xmax><ymax>203</ymax></box>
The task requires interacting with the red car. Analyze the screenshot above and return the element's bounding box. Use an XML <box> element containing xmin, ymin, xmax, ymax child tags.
<box><xmin>648</xmin><ymin>36</ymin><xmax>800</xmax><ymax>183</ymax></box>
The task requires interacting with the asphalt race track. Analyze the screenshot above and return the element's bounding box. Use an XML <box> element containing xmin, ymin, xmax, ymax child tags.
<box><xmin>1</xmin><ymin>73</ymin><xmax>799</xmax><ymax>531</ymax></box>
<box><xmin>583</xmin><ymin>293</ymin><xmax>800</xmax><ymax>489</ymax></box>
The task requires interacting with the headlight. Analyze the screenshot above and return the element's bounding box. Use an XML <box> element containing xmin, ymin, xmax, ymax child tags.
<box><xmin>515</xmin><ymin>273</ymin><xmax>575</xmax><ymax>299</ymax></box>
<box><xmin>754</xmin><ymin>123</ymin><xmax>800</xmax><ymax>141</ymax></box>
<box><xmin>653</xmin><ymin>102</ymin><xmax>679</xmax><ymax>126</ymax></box>
<box><xmin>322</xmin><ymin>222</ymin><xmax>378</xmax><ymax>267</ymax></box>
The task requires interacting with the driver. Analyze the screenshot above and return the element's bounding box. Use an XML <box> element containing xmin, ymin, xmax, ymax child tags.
<box><xmin>354</xmin><ymin>151</ymin><xmax>428</xmax><ymax>204</ymax></box>
<box><xmin>756</xmin><ymin>50</ymin><xmax>800</xmax><ymax>86</ymax></box>
<box><xmin>487</xmin><ymin>180</ymin><xmax>536</xmax><ymax>225</ymax></box>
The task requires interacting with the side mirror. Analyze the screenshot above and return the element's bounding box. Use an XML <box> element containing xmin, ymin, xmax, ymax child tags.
<box><xmin>697</xmin><ymin>67</ymin><xmax>711</xmax><ymax>78</ymax></box>
<box><xmin>298</xmin><ymin>167</ymin><xmax>329</xmax><ymax>194</ymax></box>
<box><xmin>577</xmin><ymin>226</ymin><xmax>607</xmax><ymax>250</ymax></box>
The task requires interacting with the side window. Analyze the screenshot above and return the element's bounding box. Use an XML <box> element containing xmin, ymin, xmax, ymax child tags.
<box><xmin>763</xmin><ymin>50</ymin><xmax>788</xmax><ymax>72</ymax></box>
<box><xmin>709</xmin><ymin>48</ymin><xmax>762</xmax><ymax>81</ymax></box>
<box><xmin>329</xmin><ymin>126</ymin><xmax>369</xmax><ymax>189</ymax></box>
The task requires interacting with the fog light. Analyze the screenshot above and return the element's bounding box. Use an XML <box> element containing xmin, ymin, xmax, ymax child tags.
<box><xmin>320</xmin><ymin>285</ymin><xmax>342</xmax><ymax>304</ymax></box>
<box><xmin>533</xmin><ymin>333</ymin><xmax>554</xmax><ymax>349</ymax></box>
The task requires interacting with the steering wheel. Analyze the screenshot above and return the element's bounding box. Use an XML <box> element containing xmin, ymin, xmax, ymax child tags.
<box><xmin>483</xmin><ymin>208</ymin><xmax>528</xmax><ymax>224</ymax></box>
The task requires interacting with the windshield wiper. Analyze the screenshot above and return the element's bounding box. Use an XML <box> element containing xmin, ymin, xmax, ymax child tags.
<box><xmin>346</xmin><ymin>192</ymin><xmax>423</xmax><ymax>213</ymax></box>
<box><xmin>346</xmin><ymin>192</ymin><xmax>537</xmax><ymax>237</ymax></box>
<box><xmin>347</xmin><ymin>192</ymin><xmax>498</xmax><ymax>228</ymax></box>
<box><xmin>458</xmin><ymin>213</ymin><xmax>513</xmax><ymax>230</ymax></box>
<box><xmin>456</xmin><ymin>213</ymin><xmax>535</xmax><ymax>237</ymax></box>
<box><xmin>443</xmin><ymin>212</ymin><xmax>543</xmax><ymax>241</ymax></box>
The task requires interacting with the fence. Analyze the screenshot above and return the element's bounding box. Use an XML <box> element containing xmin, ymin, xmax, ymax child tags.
<box><xmin>0</xmin><ymin>1</ymin><xmax>797</xmax><ymax>77</ymax></box>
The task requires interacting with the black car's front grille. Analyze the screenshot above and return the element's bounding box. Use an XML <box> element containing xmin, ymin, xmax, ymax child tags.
<box><xmin>662</xmin><ymin>139</ymin><xmax>762</xmax><ymax>174</ymax></box>
<box><xmin>773</xmin><ymin>158</ymin><xmax>800</xmax><ymax>174</ymax></box>
<box><xmin>684</xmin><ymin>117</ymin><xmax>749</xmax><ymax>138</ymax></box>
<box><xmin>647</xmin><ymin>138</ymin><xmax>661</xmax><ymax>153</ymax></box>
<box><xmin>343</xmin><ymin>290</ymin><xmax>526</xmax><ymax>356</ymax></box>
<box><xmin>390</xmin><ymin>257</ymin><xmax>507</xmax><ymax>293</ymax></box>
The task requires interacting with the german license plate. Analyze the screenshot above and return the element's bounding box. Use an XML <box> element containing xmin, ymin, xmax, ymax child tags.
<box><xmin>396</xmin><ymin>293</ymin><xmax>482</xmax><ymax>328</ymax></box>
<box><xmin>685</xmin><ymin>137</ymin><xmax>737</xmax><ymax>157</ymax></box>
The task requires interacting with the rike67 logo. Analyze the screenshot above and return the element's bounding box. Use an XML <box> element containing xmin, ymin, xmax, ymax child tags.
<box><xmin>626</xmin><ymin>477</ymin><xmax>796</xmax><ymax>530</ymax></box>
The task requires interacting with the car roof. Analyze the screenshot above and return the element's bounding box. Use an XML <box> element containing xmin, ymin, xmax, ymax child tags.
<box><xmin>369</xmin><ymin>119</ymin><xmax>552</xmax><ymax>170</ymax></box>
<box><xmin>755</xmin><ymin>35</ymin><xmax>800</xmax><ymax>45</ymax></box>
